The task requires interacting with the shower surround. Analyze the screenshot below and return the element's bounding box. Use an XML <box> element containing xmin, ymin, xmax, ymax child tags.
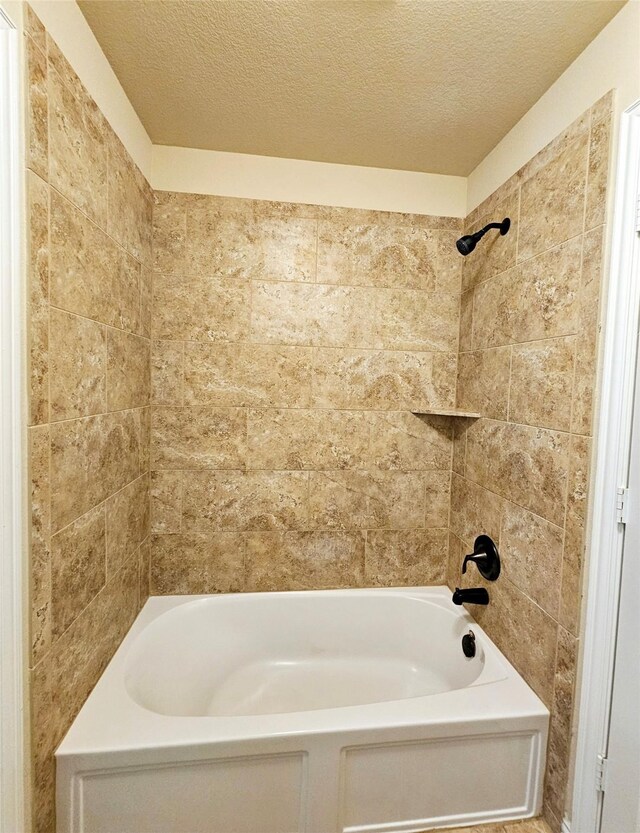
<box><xmin>23</xmin><ymin>5</ymin><xmax>612</xmax><ymax>831</ymax></box>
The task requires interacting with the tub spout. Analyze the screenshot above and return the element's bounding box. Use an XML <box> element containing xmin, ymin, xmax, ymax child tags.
<box><xmin>452</xmin><ymin>587</ymin><xmax>489</xmax><ymax>605</ymax></box>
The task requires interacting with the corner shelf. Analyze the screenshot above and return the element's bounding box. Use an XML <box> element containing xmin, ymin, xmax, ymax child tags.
<box><xmin>411</xmin><ymin>409</ymin><xmax>481</xmax><ymax>418</ymax></box>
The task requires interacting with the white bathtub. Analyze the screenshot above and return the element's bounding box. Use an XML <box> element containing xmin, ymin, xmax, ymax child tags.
<box><xmin>56</xmin><ymin>587</ymin><xmax>548</xmax><ymax>833</ymax></box>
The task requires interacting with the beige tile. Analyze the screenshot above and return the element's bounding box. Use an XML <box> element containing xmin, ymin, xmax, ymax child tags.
<box><xmin>585</xmin><ymin>116</ymin><xmax>611</xmax><ymax>232</ymax></box>
<box><xmin>49</xmin><ymin>189</ymin><xmax>141</xmax><ymax>332</ymax></box>
<box><xmin>590</xmin><ymin>90</ymin><xmax>614</xmax><ymax>125</ymax></box>
<box><xmin>152</xmin><ymin>271</ymin><xmax>250</xmax><ymax>342</ymax></box>
<box><xmin>105</xmin><ymin>474</ymin><xmax>149</xmax><ymax>577</ymax></box>
<box><xmin>139</xmin><ymin>267</ymin><xmax>152</xmax><ymax>338</ymax></box>
<box><xmin>150</xmin><ymin>532</ymin><xmax>245</xmax><ymax>594</ymax></box>
<box><xmin>434</xmin><ymin>229</ymin><xmax>464</xmax><ymax>293</ymax></box>
<box><xmin>518</xmin><ymin>134</ymin><xmax>588</xmax><ymax>262</ymax></box>
<box><xmin>151</xmin><ymin>341</ymin><xmax>184</xmax><ymax>406</ymax></box>
<box><xmin>462</xmin><ymin>192</ymin><xmax>519</xmax><ymax>292</ymax></box>
<box><xmin>509</xmin><ymin>338</ymin><xmax>575</xmax><ymax>431</ymax></box>
<box><xmin>425</xmin><ymin>470</ymin><xmax>452</xmax><ymax>527</ymax></box>
<box><xmin>465</xmin><ymin>420</ymin><xmax>570</xmax><ymax>526</ymax></box>
<box><xmin>456</xmin><ymin>348</ymin><xmax>510</xmax><ymax>420</ymax></box>
<box><xmin>472</xmin><ymin>237</ymin><xmax>582</xmax><ymax>349</ymax></box>
<box><xmin>25</xmin><ymin>4</ymin><xmax>46</xmax><ymax>52</ymax></box>
<box><xmin>252</xmin><ymin>199</ymin><xmax>319</xmax><ymax>220</ymax></box>
<box><xmin>182</xmin><ymin>470</ymin><xmax>309</xmax><ymax>532</ymax></box>
<box><xmin>184</xmin><ymin>342</ymin><xmax>312</xmax><ymax>408</ymax></box>
<box><xmin>449</xmin><ymin>473</ymin><xmax>504</xmax><ymax>548</ymax></box>
<box><xmin>48</xmin><ymin>60</ymin><xmax>108</xmax><ymax>228</ymax></box>
<box><xmin>138</xmin><ymin>538</ymin><xmax>150</xmax><ymax>607</ymax></box>
<box><xmin>482</xmin><ymin>577</ymin><xmax>558</xmax><ymax>707</ymax></box>
<box><xmin>369</xmin><ymin>412</ymin><xmax>452</xmax><ymax>471</ymax></box>
<box><xmin>559</xmin><ymin>510</ymin><xmax>585</xmax><ymax>636</ymax></box>
<box><xmin>185</xmin><ymin>218</ymin><xmax>317</xmax><ymax>281</ymax></box>
<box><xmin>51</xmin><ymin>504</ymin><xmax>106</xmax><ymax>637</ymax></box>
<box><xmin>25</xmin><ymin>33</ymin><xmax>48</xmax><ymax>181</ymax></box>
<box><xmin>571</xmin><ymin>227</ymin><xmax>603</xmax><ymax>435</ymax></box>
<box><xmin>251</xmin><ymin>281</ymin><xmax>379</xmax><ymax>348</ymax></box>
<box><xmin>459</xmin><ymin>289</ymin><xmax>474</xmax><ymax>353</ymax></box>
<box><xmin>107</xmin><ymin>329</ymin><xmax>150</xmax><ymax>411</ymax></box>
<box><xmin>150</xmin><ymin>470</ymin><xmax>183</xmax><ymax>534</ymax></box>
<box><xmin>552</xmin><ymin>626</ymin><xmax>578</xmax><ymax>753</ymax></box>
<box><xmin>377</xmin><ymin>289</ymin><xmax>459</xmax><ymax>352</ymax></box>
<box><xmin>153</xmin><ymin>191</ymin><xmax>187</xmax><ymax>273</ymax></box>
<box><xmin>566</xmin><ymin>434</ymin><xmax>591</xmax><ymax>522</ymax></box>
<box><xmin>308</xmin><ymin>470</ymin><xmax>426</xmax><ymax>530</ymax></box>
<box><xmin>365</xmin><ymin>529</ymin><xmax>447</xmax><ymax>586</ymax></box>
<box><xmin>247</xmin><ymin>408</ymin><xmax>369</xmax><ymax>470</ymax></box>
<box><xmin>151</xmin><ymin>406</ymin><xmax>246</xmax><ymax>470</ymax></box>
<box><xmin>29</xmin><ymin>425</ymin><xmax>51</xmax><ymax>666</ymax></box>
<box><xmin>500</xmin><ymin>502</ymin><xmax>564</xmax><ymax>617</ymax></box>
<box><xmin>50</xmin><ymin>411</ymin><xmax>141</xmax><ymax>532</ymax></box>
<box><xmin>316</xmin><ymin>205</ymin><xmax>461</xmax><ymax>230</ymax></box>
<box><xmin>49</xmin><ymin>308</ymin><xmax>106</xmax><ymax>421</ymax></box>
<box><xmin>451</xmin><ymin>419</ymin><xmax>468</xmax><ymax>477</ymax></box>
<box><xmin>138</xmin><ymin>406</ymin><xmax>151</xmax><ymax>473</ymax></box>
<box><xmin>107</xmin><ymin>133</ymin><xmax>153</xmax><ymax>263</ymax></box>
<box><xmin>317</xmin><ymin>223</ymin><xmax>441</xmax><ymax>290</ymax></box>
<box><xmin>46</xmin><ymin>34</ymin><xmax>102</xmax><ymax>124</ymax></box>
<box><xmin>26</xmin><ymin>171</ymin><xmax>49</xmax><ymax>426</ymax></box>
<box><xmin>313</xmin><ymin>348</ymin><xmax>456</xmax><ymax>410</ymax></box>
<box><xmin>245</xmin><ymin>531</ymin><xmax>365</xmax><ymax>591</ymax></box>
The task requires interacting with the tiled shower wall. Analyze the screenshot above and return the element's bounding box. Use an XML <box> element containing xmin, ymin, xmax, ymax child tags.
<box><xmin>149</xmin><ymin>195</ymin><xmax>464</xmax><ymax>592</ymax></box>
<box><xmin>448</xmin><ymin>93</ymin><xmax>612</xmax><ymax>832</ymax></box>
<box><xmin>25</xmin><ymin>8</ymin><xmax>153</xmax><ymax>832</ymax></box>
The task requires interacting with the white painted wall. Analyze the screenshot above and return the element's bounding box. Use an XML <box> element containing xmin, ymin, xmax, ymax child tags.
<box><xmin>152</xmin><ymin>145</ymin><xmax>467</xmax><ymax>217</ymax></box>
<box><xmin>467</xmin><ymin>0</ymin><xmax>640</xmax><ymax>213</ymax></box>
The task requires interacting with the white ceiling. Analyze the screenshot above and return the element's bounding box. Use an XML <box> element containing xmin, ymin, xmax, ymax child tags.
<box><xmin>79</xmin><ymin>0</ymin><xmax>625</xmax><ymax>176</ymax></box>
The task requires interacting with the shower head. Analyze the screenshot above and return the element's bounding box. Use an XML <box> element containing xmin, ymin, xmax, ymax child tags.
<box><xmin>456</xmin><ymin>217</ymin><xmax>511</xmax><ymax>256</ymax></box>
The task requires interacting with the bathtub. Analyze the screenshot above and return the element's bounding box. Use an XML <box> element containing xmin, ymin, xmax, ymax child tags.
<box><xmin>56</xmin><ymin>586</ymin><xmax>548</xmax><ymax>833</ymax></box>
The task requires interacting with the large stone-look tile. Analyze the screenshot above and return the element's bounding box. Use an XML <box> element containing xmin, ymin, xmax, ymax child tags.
<box><xmin>25</xmin><ymin>4</ymin><xmax>46</xmax><ymax>52</ymax></box>
<box><xmin>29</xmin><ymin>425</ymin><xmax>51</xmax><ymax>666</ymax></box>
<box><xmin>139</xmin><ymin>268</ymin><xmax>152</xmax><ymax>338</ymax></box>
<box><xmin>50</xmin><ymin>504</ymin><xmax>106</xmax><ymax>637</ymax></box>
<box><xmin>313</xmin><ymin>348</ymin><xmax>456</xmax><ymax>410</ymax></box>
<box><xmin>151</xmin><ymin>406</ymin><xmax>247</xmax><ymax>470</ymax></box>
<box><xmin>107</xmin><ymin>329</ymin><xmax>151</xmax><ymax>411</ymax></box>
<box><xmin>150</xmin><ymin>470</ymin><xmax>183</xmax><ymax>534</ymax></box>
<box><xmin>518</xmin><ymin>134</ymin><xmax>588</xmax><ymax>262</ymax></box>
<box><xmin>377</xmin><ymin>289</ymin><xmax>459</xmax><ymax>352</ymax></box>
<box><xmin>151</xmin><ymin>340</ymin><xmax>184</xmax><ymax>405</ymax></box>
<box><xmin>25</xmin><ymin>33</ymin><xmax>48</xmax><ymax>181</ymax></box>
<box><xmin>571</xmin><ymin>226</ymin><xmax>603</xmax><ymax>435</ymax></box>
<box><xmin>559</xmin><ymin>509</ymin><xmax>585</xmax><ymax>636</ymax></box>
<box><xmin>153</xmin><ymin>191</ymin><xmax>187</xmax><ymax>273</ymax></box>
<box><xmin>509</xmin><ymin>338</ymin><xmax>575</xmax><ymax>432</ymax></box>
<box><xmin>465</xmin><ymin>420</ymin><xmax>570</xmax><ymax>527</ymax></box>
<box><xmin>47</xmin><ymin>60</ymin><xmax>108</xmax><ymax>228</ymax></box>
<box><xmin>186</xmin><ymin>218</ymin><xmax>317</xmax><ymax>281</ymax></box>
<box><xmin>317</xmin><ymin>223</ymin><xmax>441</xmax><ymax>290</ymax></box>
<box><xmin>152</xmin><ymin>271</ymin><xmax>250</xmax><ymax>342</ymax></box>
<box><xmin>138</xmin><ymin>538</ymin><xmax>150</xmax><ymax>608</ymax></box>
<box><xmin>184</xmin><ymin>342</ymin><xmax>312</xmax><ymax>408</ymax></box>
<box><xmin>251</xmin><ymin>282</ymin><xmax>379</xmax><ymax>348</ymax></box>
<box><xmin>462</xmin><ymin>192</ymin><xmax>519</xmax><ymax>292</ymax></box>
<box><xmin>107</xmin><ymin>133</ymin><xmax>153</xmax><ymax>263</ymax></box>
<box><xmin>138</xmin><ymin>406</ymin><xmax>151</xmax><ymax>473</ymax></box>
<box><xmin>31</xmin><ymin>558</ymin><xmax>139</xmax><ymax>833</ymax></box>
<box><xmin>500</xmin><ymin>502</ymin><xmax>564</xmax><ymax>617</ymax></box>
<box><xmin>459</xmin><ymin>289</ymin><xmax>474</xmax><ymax>353</ymax></box>
<box><xmin>425</xmin><ymin>470</ymin><xmax>451</xmax><ymax>527</ymax></box>
<box><xmin>308</xmin><ymin>470</ymin><xmax>426</xmax><ymax>530</ymax></box>
<box><xmin>585</xmin><ymin>116</ymin><xmax>611</xmax><ymax>232</ymax></box>
<box><xmin>481</xmin><ymin>577</ymin><xmax>558</xmax><ymax>707</ymax></box>
<box><xmin>49</xmin><ymin>189</ymin><xmax>141</xmax><ymax>332</ymax></box>
<box><xmin>245</xmin><ymin>531</ymin><xmax>365</xmax><ymax>591</ymax></box>
<box><xmin>368</xmin><ymin>412</ymin><xmax>452</xmax><ymax>471</ymax></box>
<box><xmin>472</xmin><ymin>237</ymin><xmax>582</xmax><ymax>349</ymax></box>
<box><xmin>182</xmin><ymin>470</ymin><xmax>309</xmax><ymax>533</ymax></box>
<box><xmin>566</xmin><ymin>435</ymin><xmax>591</xmax><ymax>522</ymax></box>
<box><xmin>316</xmin><ymin>205</ymin><xmax>461</xmax><ymax>230</ymax></box>
<box><xmin>449</xmin><ymin>473</ymin><xmax>504</xmax><ymax>547</ymax></box>
<box><xmin>247</xmin><ymin>408</ymin><xmax>369</xmax><ymax>470</ymax></box>
<box><xmin>49</xmin><ymin>308</ymin><xmax>107</xmax><ymax>421</ymax></box>
<box><xmin>365</xmin><ymin>529</ymin><xmax>448</xmax><ymax>586</ymax></box>
<box><xmin>105</xmin><ymin>474</ymin><xmax>149</xmax><ymax>577</ymax></box>
<box><xmin>456</xmin><ymin>348</ymin><xmax>510</xmax><ymax>420</ymax></box>
<box><xmin>451</xmin><ymin>419</ymin><xmax>468</xmax><ymax>477</ymax></box>
<box><xmin>50</xmin><ymin>411</ymin><xmax>141</xmax><ymax>532</ymax></box>
<box><xmin>150</xmin><ymin>532</ymin><xmax>245</xmax><ymax>594</ymax></box>
<box><xmin>27</xmin><ymin>171</ymin><xmax>50</xmax><ymax>426</ymax></box>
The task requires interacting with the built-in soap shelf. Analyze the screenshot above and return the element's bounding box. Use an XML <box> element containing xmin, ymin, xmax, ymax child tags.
<box><xmin>411</xmin><ymin>409</ymin><xmax>481</xmax><ymax>418</ymax></box>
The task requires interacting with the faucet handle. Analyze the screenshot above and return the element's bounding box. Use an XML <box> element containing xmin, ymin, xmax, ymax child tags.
<box><xmin>461</xmin><ymin>535</ymin><xmax>501</xmax><ymax>581</ymax></box>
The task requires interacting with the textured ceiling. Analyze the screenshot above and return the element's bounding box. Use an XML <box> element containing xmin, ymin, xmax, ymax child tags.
<box><xmin>78</xmin><ymin>0</ymin><xmax>625</xmax><ymax>175</ymax></box>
